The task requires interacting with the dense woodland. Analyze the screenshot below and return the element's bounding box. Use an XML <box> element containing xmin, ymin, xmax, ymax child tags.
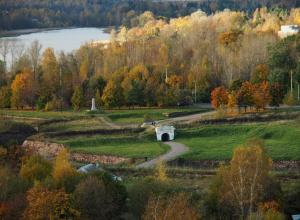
<box><xmin>0</xmin><ymin>0</ymin><xmax>300</xmax><ymax>30</ymax></box>
<box><xmin>1</xmin><ymin>9</ymin><xmax>300</xmax><ymax>110</ymax></box>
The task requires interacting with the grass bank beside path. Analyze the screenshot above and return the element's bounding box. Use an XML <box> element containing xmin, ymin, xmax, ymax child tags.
<box><xmin>0</xmin><ymin>109</ymin><xmax>86</xmax><ymax>120</ymax></box>
<box><xmin>177</xmin><ymin>121</ymin><xmax>300</xmax><ymax>161</ymax></box>
<box><xmin>106</xmin><ymin>108</ymin><xmax>211</xmax><ymax>124</ymax></box>
<box><xmin>56</xmin><ymin>134</ymin><xmax>169</xmax><ymax>159</ymax></box>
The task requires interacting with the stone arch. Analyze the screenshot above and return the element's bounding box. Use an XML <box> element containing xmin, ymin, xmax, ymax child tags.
<box><xmin>161</xmin><ymin>133</ymin><xmax>170</xmax><ymax>142</ymax></box>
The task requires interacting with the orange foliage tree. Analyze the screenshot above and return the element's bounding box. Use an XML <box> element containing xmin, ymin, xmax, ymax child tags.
<box><xmin>211</xmin><ymin>86</ymin><xmax>229</xmax><ymax>109</ymax></box>
<box><xmin>23</xmin><ymin>185</ymin><xmax>79</xmax><ymax>220</ymax></box>
<box><xmin>253</xmin><ymin>81</ymin><xmax>271</xmax><ymax>110</ymax></box>
<box><xmin>236</xmin><ymin>81</ymin><xmax>255</xmax><ymax>111</ymax></box>
<box><xmin>11</xmin><ymin>69</ymin><xmax>37</xmax><ymax>109</ymax></box>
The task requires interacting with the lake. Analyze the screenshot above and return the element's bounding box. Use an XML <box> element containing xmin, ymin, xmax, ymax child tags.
<box><xmin>0</xmin><ymin>27</ymin><xmax>111</xmax><ymax>67</ymax></box>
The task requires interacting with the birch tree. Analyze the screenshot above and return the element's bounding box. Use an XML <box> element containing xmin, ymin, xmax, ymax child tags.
<box><xmin>219</xmin><ymin>140</ymin><xmax>272</xmax><ymax>219</ymax></box>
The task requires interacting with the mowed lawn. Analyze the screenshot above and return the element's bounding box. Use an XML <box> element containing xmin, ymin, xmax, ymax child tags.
<box><xmin>55</xmin><ymin>135</ymin><xmax>169</xmax><ymax>159</ymax></box>
<box><xmin>177</xmin><ymin>121</ymin><xmax>300</xmax><ymax>161</ymax></box>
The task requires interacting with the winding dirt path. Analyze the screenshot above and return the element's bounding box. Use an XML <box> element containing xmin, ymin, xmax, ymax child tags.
<box><xmin>159</xmin><ymin>110</ymin><xmax>216</xmax><ymax>125</ymax></box>
<box><xmin>136</xmin><ymin>141</ymin><xmax>189</xmax><ymax>168</ymax></box>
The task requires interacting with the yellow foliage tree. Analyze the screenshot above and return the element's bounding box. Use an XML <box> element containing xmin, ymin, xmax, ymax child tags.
<box><xmin>11</xmin><ymin>69</ymin><xmax>37</xmax><ymax>109</ymax></box>
<box><xmin>41</xmin><ymin>48</ymin><xmax>59</xmax><ymax>96</ymax></box>
<box><xmin>52</xmin><ymin>149</ymin><xmax>77</xmax><ymax>189</ymax></box>
<box><xmin>227</xmin><ymin>92</ymin><xmax>237</xmax><ymax>113</ymax></box>
<box><xmin>219</xmin><ymin>140</ymin><xmax>272</xmax><ymax>218</ymax></box>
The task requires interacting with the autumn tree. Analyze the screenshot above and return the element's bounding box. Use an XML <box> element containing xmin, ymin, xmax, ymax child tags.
<box><xmin>41</xmin><ymin>48</ymin><xmax>59</xmax><ymax>97</ymax></box>
<box><xmin>74</xmin><ymin>176</ymin><xmax>126</xmax><ymax>220</ymax></box>
<box><xmin>102</xmin><ymin>80</ymin><xmax>124</xmax><ymax>108</ymax></box>
<box><xmin>122</xmin><ymin>65</ymin><xmax>149</xmax><ymax>106</ymax></box>
<box><xmin>20</xmin><ymin>155</ymin><xmax>52</xmax><ymax>183</ymax></box>
<box><xmin>71</xmin><ymin>86</ymin><xmax>84</xmax><ymax>111</ymax></box>
<box><xmin>24</xmin><ymin>184</ymin><xmax>79</xmax><ymax>220</ymax></box>
<box><xmin>236</xmin><ymin>81</ymin><xmax>255</xmax><ymax>111</ymax></box>
<box><xmin>218</xmin><ymin>140</ymin><xmax>273</xmax><ymax>219</ymax></box>
<box><xmin>52</xmin><ymin>149</ymin><xmax>78</xmax><ymax>192</ymax></box>
<box><xmin>143</xmin><ymin>193</ymin><xmax>199</xmax><ymax>220</ymax></box>
<box><xmin>251</xmin><ymin>64</ymin><xmax>270</xmax><ymax>83</ymax></box>
<box><xmin>211</xmin><ymin>86</ymin><xmax>229</xmax><ymax>109</ymax></box>
<box><xmin>253</xmin><ymin>81</ymin><xmax>271</xmax><ymax>110</ymax></box>
<box><xmin>227</xmin><ymin>92</ymin><xmax>237</xmax><ymax>113</ymax></box>
<box><xmin>10</xmin><ymin>69</ymin><xmax>37</xmax><ymax>109</ymax></box>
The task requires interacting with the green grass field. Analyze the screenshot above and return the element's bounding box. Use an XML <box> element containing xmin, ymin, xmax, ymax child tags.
<box><xmin>177</xmin><ymin>121</ymin><xmax>300</xmax><ymax>161</ymax></box>
<box><xmin>56</xmin><ymin>134</ymin><xmax>168</xmax><ymax>158</ymax></box>
<box><xmin>39</xmin><ymin>118</ymin><xmax>108</xmax><ymax>132</ymax></box>
<box><xmin>0</xmin><ymin>109</ymin><xmax>86</xmax><ymax>119</ymax></box>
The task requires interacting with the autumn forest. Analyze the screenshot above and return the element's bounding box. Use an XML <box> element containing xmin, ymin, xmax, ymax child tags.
<box><xmin>1</xmin><ymin>8</ymin><xmax>300</xmax><ymax>110</ymax></box>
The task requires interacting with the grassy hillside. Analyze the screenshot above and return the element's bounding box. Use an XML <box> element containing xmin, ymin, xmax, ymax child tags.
<box><xmin>57</xmin><ymin>134</ymin><xmax>168</xmax><ymax>159</ymax></box>
<box><xmin>177</xmin><ymin>121</ymin><xmax>300</xmax><ymax>161</ymax></box>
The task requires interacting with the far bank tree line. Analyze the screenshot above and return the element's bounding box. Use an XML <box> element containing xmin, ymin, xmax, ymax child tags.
<box><xmin>1</xmin><ymin>9</ymin><xmax>300</xmax><ymax>110</ymax></box>
<box><xmin>0</xmin><ymin>0</ymin><xmax>298</xmax><ymax>30</ymax></box>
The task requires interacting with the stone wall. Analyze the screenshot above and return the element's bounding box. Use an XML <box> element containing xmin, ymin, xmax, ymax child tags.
<box><xmin>71</xmin><ymin>153</ymin><xmax>129</xmax><ymax>164</ymax></box>
<box><xmin>22</xmin><ymin>140</ymin><xmax>64</xmax><ymax>158</ymax></box>
<box><xmin>22</xmin><ymin>140</ymin><xmax>128</xmax><ymax>165</ymax></box>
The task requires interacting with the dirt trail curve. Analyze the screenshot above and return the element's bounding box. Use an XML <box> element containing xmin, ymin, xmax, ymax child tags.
<box><xmin>99</xmin><ymin>117</ymin><xmax>121</xmax><ymax>129</ymax></box>
<box><xmin>136</xmin><ymin>141</ymin><xmax>189</xmax><ymax>168</ymax></box>
<box><xmin>159</xmin><ymin>110</ymin><xmax>216</xmax><ymax>125</ymax></box>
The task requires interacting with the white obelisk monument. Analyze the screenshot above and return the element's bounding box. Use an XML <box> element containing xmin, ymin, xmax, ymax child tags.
<box><xmin>91</xmin><ymin>98</ymin><xmax>97</xmax><ymax>111</ymax></box>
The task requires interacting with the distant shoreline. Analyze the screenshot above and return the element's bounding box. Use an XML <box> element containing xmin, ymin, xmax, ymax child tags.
<box><xmin>0</xmin><ymin>26</ymin><xmax>113</xmax><ymax>38</ymax></box>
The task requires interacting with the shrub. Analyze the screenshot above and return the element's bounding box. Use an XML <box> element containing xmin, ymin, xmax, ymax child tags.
<box><xmin>45</xmin><ymin>96</ymin><xmax>63</xmax><ymax>111</ymax></box>
<box><xmin>269</xmin><ymin>83</ymin><xmax>284</xmax><ymax>107</ymax></box>
<box><xmin>283</xmin><ymin>91</ymin><xmax>296</xmax><ymax>106</ymax></box>
<box><xmin>0</xmin><ymin>86</ymin><xmax>11</xmax><ymax>108</ymax></box>
<box><xmin>74</xmin><ymin>175</ymin><xmax>126</xmax><ymax>220</ymax></box>
<box><xmin>143</xmin><ymin>193</ymin><xmax>199</xmax><ymax>220</ymax></box>
<box><xmin>35</xmin><ymin>96</ymin><xmax>47</xmax><ymax>111</ymax></box>
<box><xmin>71</xmin><ymin>87</ymin><xmax>84</xmax><ymax>111</ymax></box>
<box><xmin>127</xmin><ymin>177</ymin><xmax>174</xmax><ymax>219</ymax></box>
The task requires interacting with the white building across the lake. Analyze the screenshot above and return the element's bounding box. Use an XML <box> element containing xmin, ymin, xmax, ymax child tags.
<box><xmin>278</xmin><ymin>25</ymin><xmax>299</xmax><ymax>38</ymax></box>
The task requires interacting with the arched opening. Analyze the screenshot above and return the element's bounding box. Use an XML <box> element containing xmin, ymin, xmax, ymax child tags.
<box><xmin>161</xmin><ymin>133</ymin><xmax>170</xmax><ymax>142</ymax></box>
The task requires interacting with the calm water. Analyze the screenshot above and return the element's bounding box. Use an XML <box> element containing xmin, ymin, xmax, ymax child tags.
<box><xmin>0</xmin><ymin>28</ymin><xmax>110</xmax><ymax>66</ymax></box>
